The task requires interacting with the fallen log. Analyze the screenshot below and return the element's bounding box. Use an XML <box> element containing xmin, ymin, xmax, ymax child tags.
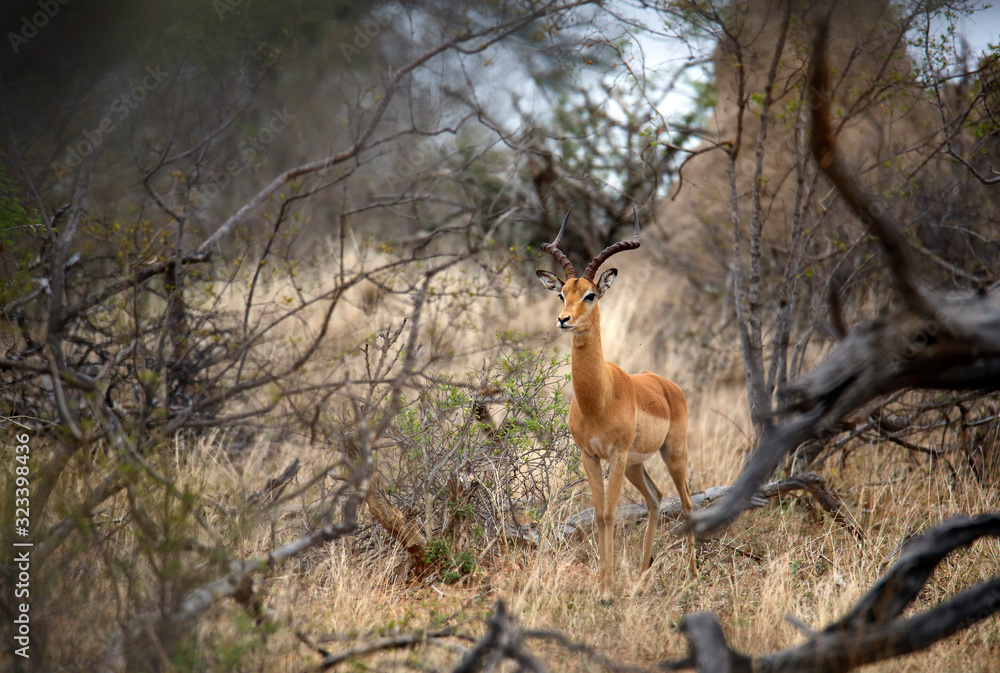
<box><xmin>504</xmin><ymin>472</ymin><xmax>861</xmax><ymax>546</ymax></box>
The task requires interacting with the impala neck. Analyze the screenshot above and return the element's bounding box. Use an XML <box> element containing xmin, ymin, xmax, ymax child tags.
<box><xmin>570</xmin><ymin>321</ymin><xmax>613</xmax><ymax>412</ymax></box>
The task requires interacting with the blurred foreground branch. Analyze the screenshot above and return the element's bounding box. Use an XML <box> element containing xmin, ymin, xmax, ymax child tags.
<box><xmin>104</xmin><ymin>477</ymin><xmax>368</xmax><ymax>673</ymax></box>
<box><xmin>666</xmin><ymin>513</ymin><xmax>1000</xmax><ymax>673</ymax></box>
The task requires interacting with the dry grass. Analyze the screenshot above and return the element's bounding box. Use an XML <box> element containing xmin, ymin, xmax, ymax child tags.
<box><xmin>179</xmin><ymin>377</ymin><xmax>999</xmax><ymax>671</ymax></box>
<box><xmin>36</xmin><ymin>258</ymin><xmax>1000</xmax><ymax>671</ymax></box>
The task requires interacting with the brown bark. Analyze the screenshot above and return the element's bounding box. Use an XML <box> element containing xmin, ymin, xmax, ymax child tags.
<box><xmin>365</xmin><ymin>469</ymin><xmax>428</xmax><ymax>574</ymax></box>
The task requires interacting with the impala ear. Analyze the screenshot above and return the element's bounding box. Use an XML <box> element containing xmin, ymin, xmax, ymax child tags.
<box><xmin>597</xmin><ymin>268</ymin><xmax>617</xmax><ymax>296</ymax></box>
<box><xmin>536</xmin><ymin>270</ymin><xmax>564</xmax><ymax>292</ymax></box>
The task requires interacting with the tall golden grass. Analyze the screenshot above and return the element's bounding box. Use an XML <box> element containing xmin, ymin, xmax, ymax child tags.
<box><xmin>204</xmin><ymin>256</ymin><xmax>1000</xmax><ymax>669</ymax></box>
<box><xmin>38</xmin><ymin>250</ymin><xmax>1000</xmax><ymax>671</ymax></box>
<box><xmin>177</xmin><ymin>378</ymin><xmax>998</xmax><ymax>671</ymax></box>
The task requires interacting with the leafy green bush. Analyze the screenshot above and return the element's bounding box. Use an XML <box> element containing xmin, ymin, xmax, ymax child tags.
<box><xmin>385</xmin><ymin>338</ymin><xmax>576</xmax><ymax>570</ymax></box>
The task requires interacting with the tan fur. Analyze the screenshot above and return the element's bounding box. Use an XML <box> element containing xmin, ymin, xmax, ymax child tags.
<box><xmin>539</xmin><ymin>273</ymin><xmax>695</xmax><ymax>602</ymax></box>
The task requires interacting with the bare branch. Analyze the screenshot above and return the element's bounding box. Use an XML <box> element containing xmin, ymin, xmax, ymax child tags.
<box><xmin>195</xmin><ymin>0</ymin><xmax>597</xmax><ymax>255</ymax></box>
<box><xmin>317</xmin><ymin>628</ymin><xmax>457</xmax><ymax>670</ymax></box>
<box><xmin>451</xmin><ymin>603</ymin><xmax>546</xmax><ymax>673</ymax></box>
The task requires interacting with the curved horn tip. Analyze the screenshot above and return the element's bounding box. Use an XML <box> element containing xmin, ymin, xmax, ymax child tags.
<box><xmin>551</xmin><ymin>210</ymin><xmax>571</xmax><ymax>245</ymax></box>
<box><xmin>540</xmin><ymin>211</ymin><xmax>577</xmax><ymax>278</ymax></box>
<box><xmin>632</xmin><ymin>204</ymin><xmax>641</xmax><ymax>240</ymax></box>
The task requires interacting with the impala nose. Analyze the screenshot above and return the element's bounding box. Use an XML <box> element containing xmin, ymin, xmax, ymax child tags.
<box><xmin>557</xmin><ymin>316</ymin><xmax>571</xmax><ymax>330</ymax></box>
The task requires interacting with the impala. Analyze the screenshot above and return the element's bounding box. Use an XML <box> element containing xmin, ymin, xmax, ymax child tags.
<box><xmin>537</xmin><ymin>208</ymin><xmax>695</xmax><ymax>602</ymax></box>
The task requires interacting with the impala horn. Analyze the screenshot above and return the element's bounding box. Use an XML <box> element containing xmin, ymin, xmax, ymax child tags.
<box><xmin>582</xmin><ymin>205</ymin><xmax>641</xmax><ymax>281</ymax></box>
<box><xmin>540</xmin><ymin>211</ymin><xmax>577</xmax><ymax>278</ymax></box>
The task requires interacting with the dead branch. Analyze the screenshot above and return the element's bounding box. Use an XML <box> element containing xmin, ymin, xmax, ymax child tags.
<box><xmin>826</xmin><ymin>512</ymin><xmax>1000</xmax><ymax>630</ymax></box>
<box><xmin>247</xmin><ymin>459</ymin><xmax>300</xmax><ymax>507</ymax></box>
<box><xmin>523</xmin><ymin>629</ymin><xmax>653</xmax><ymax>673</ymax></box>
<box><xmin>665</xmin><ymin>513</ymin><xmax>1000</xmax><ymax>673</ymax></box>
<box><xmin>686</xmin><ymin>12</ymin><xmax>1000</xmax><ymax>542</ymax></box>
<box><xmin>102</xmin><ymin>485</ymin><xmax>366</xmax><ymax>673</ymax></box>
<box><xmin>757</xmin><ymin>472</ymin><xmax>867</xmax><ymax>544</ymax></box>
<box><xmin>450</xmin><ymin>602</ymin><xmax>546</xmax><ymax>673</ymax></box>
<box><xmin>364</xmin><ymin>468</ymin><xmax>429</xmax><ymax>574</ymax></box>
<box><xmin>316</xmin><ymin>605</ymin><xmax>654</xmax><ymax>673</ymax></box>
<box><xmin>317</xmin><ymin>627</ymin><xmax>458</xmax><ymax>670</ymax></box>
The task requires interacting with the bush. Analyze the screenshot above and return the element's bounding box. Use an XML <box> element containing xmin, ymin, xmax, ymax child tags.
<box><xmin>382</xmin><ymin>340</ymin><xmax>576</xmax><ymax>575</ymax></box>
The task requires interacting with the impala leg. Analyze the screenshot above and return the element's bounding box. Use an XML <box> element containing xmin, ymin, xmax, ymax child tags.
<box><xmin>579</xmin><ymin>452</ymin><xmax>611</xmax><ymax>601</ymax></box>
<box><xmin>663</xmin><ymin>430</ymin><xmax>697</xmax><ymax>576</ymax></box>
<box><xmin>599</xmin><ymin>449</ymin><xmax>629</xmax><ymax>603</ymax></box>
<box><xmin>625</xmin><ymin>463</ymin><xmax>662</xmax><ymax>572</ymax></box>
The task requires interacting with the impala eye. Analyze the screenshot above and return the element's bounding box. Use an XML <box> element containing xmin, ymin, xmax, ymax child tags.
<box><xmin>558</xmin><ymin>293</ymin><xmax>564</xmax><ymax>301</ymax></box>
<box><xmin>584</xmin><ymin>293</ymin><xmax>596</xmax><ymax>302</ymax></box>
